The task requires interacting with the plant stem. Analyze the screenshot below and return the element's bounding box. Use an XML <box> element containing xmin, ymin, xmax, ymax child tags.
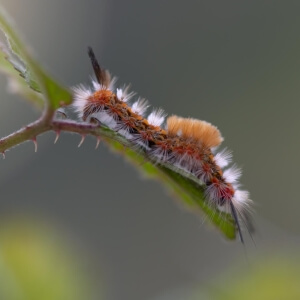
<box><xmin>0</xmin><ymin>115</ymin><xmax>102</xmax><ymax>155</ymax></box>
<box><xmin>0</xmin><ymin>119</ymin><xmax>49</xmax><ymax>154</ymax></box>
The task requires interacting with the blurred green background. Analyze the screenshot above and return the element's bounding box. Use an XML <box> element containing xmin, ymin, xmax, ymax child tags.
<box><xmin>0</xmin><ymin>1</ymin><xmax>300</xmax><ymax>299</ymax></box>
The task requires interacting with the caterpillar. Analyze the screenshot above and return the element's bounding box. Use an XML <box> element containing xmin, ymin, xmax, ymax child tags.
<box><xmin>73</xmin><ymin>47</ymin><xmax>253</xmax><ymax>242</ymax></box>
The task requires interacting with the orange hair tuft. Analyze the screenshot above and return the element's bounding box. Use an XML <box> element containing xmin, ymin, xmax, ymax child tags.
<box><xmin>167</xmin><ymin>115</ymin><xmax>223</xmax><ymax>148</ymax></box>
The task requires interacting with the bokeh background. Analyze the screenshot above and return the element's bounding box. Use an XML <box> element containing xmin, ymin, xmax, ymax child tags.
<box><xmin>0</xmin><ymin>1</ymin><xmax>300</xmax><ymax>299</ymax></box>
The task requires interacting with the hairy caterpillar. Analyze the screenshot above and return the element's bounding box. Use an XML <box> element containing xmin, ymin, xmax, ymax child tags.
<box><xmin>73</xmin><ymin>48</ymin><xmax>253</xmax><ymax>242</ymax></box>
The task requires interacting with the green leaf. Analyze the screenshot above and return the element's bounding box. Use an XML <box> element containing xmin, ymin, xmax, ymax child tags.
<box><xmin>0</xmin><ymin>6</ymin><xmax>72</xmax><ymax>109</ymax></box>
<box><xmin>97</xmin><ymin>127</ymin><xmax>236</xmax><ymax>240</ymax></box>
<box><xmin>0</xmin><ymin>44</ymin><xmax>44</xmax><ymax>109</ymax></box>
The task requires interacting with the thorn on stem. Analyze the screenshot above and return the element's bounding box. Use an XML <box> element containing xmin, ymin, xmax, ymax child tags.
<box><xmin>95</xmin><ymin>136</ymin><xmax>101</xmax><ymax>149</ymax></box>
<box><xmin>54</xmin><ymin>131</ymin><xmax>60</xmax><ymax>144</ymax></box>
<box><xmin>78</xmin><ymin>135</ymin><xmax>85</xmax><ymax>148</ymax></box>
<box><xmin>32</xmin><ymin>138</ymin><xmax>38</xmax><ymax>152</ymax></box>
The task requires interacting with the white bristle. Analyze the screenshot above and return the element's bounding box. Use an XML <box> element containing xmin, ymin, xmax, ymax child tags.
<box><xmin>118</xmin><ymin>129</ymin><xmax>133</xmax><ymax>140</ymax></box>
<box><xmin>147</xmin><ymin>109</ymin><xmax>166</xmax><ymax>127</ymax></box>
<box><xmin>223</xmin><ymin>165</ymin><xmax>242</xmax><ymax>184</ymax></box>
<box><xmin>129</xmin><ymin>134</ymin><xmax>151</xmax><ymax>150</ymax></box>
<box><xmin>150</xmin><ymin>146</ymin><xmax>170</xmax><ymax>163</ymax></box>
<box><xmin>92</xmin><ymin>79</ymin><xmax>101</xmax><ymax>91</ymax></box>
<box><xmin>194</xmin><ymin>168</ymin><xmax>211</xmax><ymax>184</ymax></box>
<box><xmin>214</xmin><ymin>149</ymin><xmax>232</xmax><ymax>168</ymax></box>
<box><xmin>206</xmin><ymin>183</ymin><xmax>229</xmax><ymax>204</ymax></box>
<box><xmin>232</xmin><ymin>190</ymin><xmax>252</xmax><ymax>209</ymax></box>
<box><xmin>205</xmin><ymin>183</ymin><xmax>219</xmax><ymax>202</ymax></box>
<box><xmin>92</xmin><ymin>111</ymin><xmax>117</xmax><ymax>129</ymax></box>
<box><xmin>116</xmin><ymin>85</ymin><xmax>135</xmax><ymax>102</ymax></box>
<box><xmin>108</xmin><ymin>75</ymin><xmax>117</xmax><ymax>91</ymax></box>
<box><xmin>131</xmin><ymin>98</ymin><xmax>149</xmax><ymax>115</ymax></box>
<box><xmin>116</xmin><ymin>88</ymin><xmax>123</xmax><ymax>99</ymax></box>
<box><xmin>72</xmin><ymin>85</ymin><xmax>92</xmax><ymax>116</ymax></box>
